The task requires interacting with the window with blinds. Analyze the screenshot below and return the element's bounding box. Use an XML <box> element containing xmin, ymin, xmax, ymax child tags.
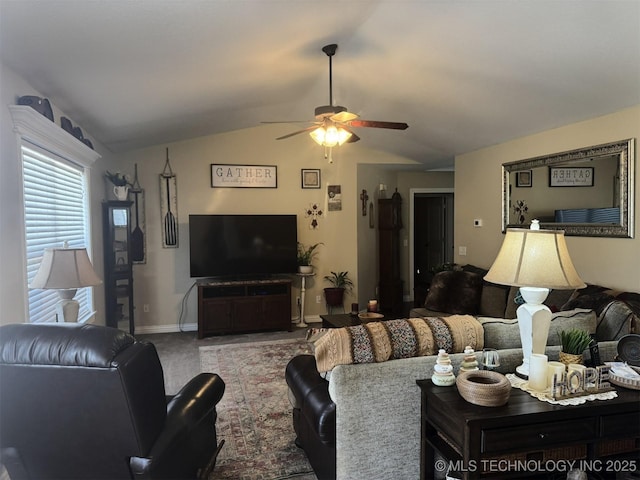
<box><xmin>22</xmin><ymin>144</ymin><xmax>94</xmax><ymax>323</ymax></box>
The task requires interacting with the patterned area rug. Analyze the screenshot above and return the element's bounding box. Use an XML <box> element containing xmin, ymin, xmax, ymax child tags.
<box><xmin>200</xmin><ymin>338</ymin><xmax>317</xmax><ymax>480</ymax></box>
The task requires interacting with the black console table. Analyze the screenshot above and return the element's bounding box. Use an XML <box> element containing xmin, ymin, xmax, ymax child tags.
<box><xmin>417</xmin><ymin>379</ymin><xmax>640</xmax><ymax>480</ymax></box>
<box><xmin>197</xmin><ymin>278</ymin><xmax>292</xmax><ymax>338</ymax></box>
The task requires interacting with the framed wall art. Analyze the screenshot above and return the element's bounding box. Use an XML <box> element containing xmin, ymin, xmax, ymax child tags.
<box><xmin>211</xmin><ymin>164</ymin><xmax>277</xmax><ymax>188</ymax></box>
<box><xmin>328</xmin><ymin>185</ymin><xmax>342</xmax><ymax>211</ymax></box>
<box><xmin>549</xmin><ymin>167</ymin><xmax>594</xmax><ymax>187</ymax></box>
<box><xmin>515</xmin><ymin>170</ymin><xmax>532</xmax><ymax>188</ymax></box>
<box><xmin>301</xmin><ymin>169</ymin><xmax>321</xmax><ymax>189</ymax></box>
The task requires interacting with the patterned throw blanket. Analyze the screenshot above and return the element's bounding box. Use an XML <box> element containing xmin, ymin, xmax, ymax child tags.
<box><xmin>314</xmin><ymin>316</ymin><xmax>483</xmax><ymax>373</ymax></box>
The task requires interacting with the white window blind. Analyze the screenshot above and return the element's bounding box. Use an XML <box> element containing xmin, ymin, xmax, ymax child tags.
<box><xmin>22</xmin><ymin>144</ymin><xmax>94</xmax><ymax>323</ymax></box>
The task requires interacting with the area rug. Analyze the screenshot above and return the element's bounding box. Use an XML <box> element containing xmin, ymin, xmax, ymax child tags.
<box><xmin>200</xmin><ymin>338</ymin><xmax>316</xmax><ymax>480</ymax></box>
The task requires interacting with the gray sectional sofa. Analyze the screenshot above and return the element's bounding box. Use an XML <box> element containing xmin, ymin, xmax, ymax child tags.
<box><xmin>286</xmin><ymin>265</ymin><xmax>638</xmax><ymax>480</ymax></box>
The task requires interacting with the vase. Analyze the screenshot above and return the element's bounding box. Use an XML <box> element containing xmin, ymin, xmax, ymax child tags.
<box><xmin>559</xmin><ymin>351</ymin><xmax>583</xmax><ymax>366</ymax></box>
<box><xmin>324</xmin><ymin>287</ymin><xmax>345</xmax><ymax>307</ymax></box>
<box><xmin>298</xmin><ymin>265</ymin><xmax>313</xmax><ymax>274</ymax></box>
<box><xmin>113</xmin><ymin>185</ymin><xmax>129</xmax><ymax>201</ymax></box>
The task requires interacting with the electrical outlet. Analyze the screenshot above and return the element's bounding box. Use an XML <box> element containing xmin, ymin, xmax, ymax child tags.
<box><xmin>316</xmin><ymin>295</ymin><xmax>322</xmax><ymax>304</ymax></box>
<box><xmin>143</xmin><ymin>304</ymin><xmax>149</xmax><ymax>313</ymax></box>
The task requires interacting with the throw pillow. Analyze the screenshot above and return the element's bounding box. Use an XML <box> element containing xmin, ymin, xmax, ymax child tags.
<box><xmin>479</xmin><ymin>283</ymin><xmax>510</xmax><ymax>318</ymax></box>
<box><xmin>596</xmin><ymin>300</ymin><xmax>638</xmax><ymax>341</ymax></box>
<box><xmin>544</xmin><ymin>289</ymin><xmax>576</xmax><ymax>312</ymax></box>
<box><xmin>424</xmin><ymin>270</ymin><xmax>483</xmax><ymax>315</ymax></box>
<box><xmin>563</xmin><ymin>291</ymin><xmax>616</xmax><ymax>316</ymax></box>
<box><xmin>504</xmin><ymin>286</ymin><xmax>521</xmax><ymax>319</ymax></box>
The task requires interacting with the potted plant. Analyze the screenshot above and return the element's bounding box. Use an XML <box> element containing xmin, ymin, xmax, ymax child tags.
<box><xmin>323</xmin><ymin>271</ymin><xmax>353</xmax><ymax>307</ymax></box>
<box><xmin>297</xmin><ymin>242</ymin><xmax>322</xmax><ymax>273</ymax></box>
<box><xmin>558</xmin><ymin>328</ymin><xmax>593</xmax><ymax>365</ymax></box>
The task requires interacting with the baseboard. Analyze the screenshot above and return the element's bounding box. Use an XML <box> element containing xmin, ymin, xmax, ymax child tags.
<box><xmin>135</xmin><ymin>316</ymin><xmax>323</xmax><ymax>335</ymax></box>
<box><xmin>135</xmin><ymin>323</ymin><xmax>197</xmax><ymax>334</ymax></box>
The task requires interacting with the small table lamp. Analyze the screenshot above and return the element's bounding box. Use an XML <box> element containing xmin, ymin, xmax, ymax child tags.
<box><xmin>29</xmin><ymin>247</ymin><xmax>102</xmax><ymax>323</ymax></box>
<box><xmin>484</xmin><ymin>220</ymin><xmax>585</xmax><ymax>378</ymax></box>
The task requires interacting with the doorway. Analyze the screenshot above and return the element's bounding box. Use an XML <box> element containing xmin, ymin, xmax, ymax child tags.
<box><xmin>410</xmin><ymin>189</ymin><xmax>454</xmax><ymax>306</ymax></box>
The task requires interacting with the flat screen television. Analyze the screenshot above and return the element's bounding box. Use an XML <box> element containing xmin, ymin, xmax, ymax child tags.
<box><xmin>189</xmin><ymin>214</ymin><xmax>298</xmax><ymax>278</ymax></box>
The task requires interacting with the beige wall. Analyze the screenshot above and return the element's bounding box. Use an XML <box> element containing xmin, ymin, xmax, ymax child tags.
<box><xmin>455</xmin><ymin>105</ymin><xmax>640</xmax><ymax>292</ymax></box>
<box><xmin>113</xmin><ymin>128</ymin><xmax>419</xmax><ymax>331</ymax></box>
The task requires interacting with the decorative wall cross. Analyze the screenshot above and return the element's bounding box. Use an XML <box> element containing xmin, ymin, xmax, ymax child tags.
<box><xmin>305</xmin><ymin>203</ymin><xmax>324</xmax><ymax>229</ymax></box>
<box><xmin>360</xmin><ymin>189</ymin><xmax>369</xmax><ymax>216</ymax></box>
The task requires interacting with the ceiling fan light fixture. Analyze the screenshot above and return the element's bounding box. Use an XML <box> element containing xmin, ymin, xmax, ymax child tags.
<box><xmin>310</xmin><ymin>125</ymin><xmax>352</xmax><ymax>147</ymax></box>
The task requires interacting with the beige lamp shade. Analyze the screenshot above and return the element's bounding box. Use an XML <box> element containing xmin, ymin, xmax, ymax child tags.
<box><xmin>484</xmin><ymin>228</ymin><xmax>585</xmax><ymax>290</ymax></box>
<box><xmin>30</xmin><ymin>247</ymin><xmax>102</xmax><ymax>289</ymax></box>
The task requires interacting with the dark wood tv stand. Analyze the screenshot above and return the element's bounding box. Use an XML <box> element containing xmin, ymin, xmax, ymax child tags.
<box><xmin>197</xmin><ymin>277</ymin><xmax>292</xmax><ymax>338</ymax></box>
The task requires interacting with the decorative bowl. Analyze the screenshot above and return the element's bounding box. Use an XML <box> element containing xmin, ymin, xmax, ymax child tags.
<box><xmin>358</xmin><ymin>312</ymin><xmax>384</xmax><ymax>321</ymax></box>
<box><xmin>456</xmin><ymin>370</ymin><xmax>511</xmax><ymax>407</ymax></box>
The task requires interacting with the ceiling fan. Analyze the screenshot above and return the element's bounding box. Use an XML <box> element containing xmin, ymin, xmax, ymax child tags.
<box><xmin>264</xmin><ymin>44</ymin><xmax>409</xmax><ymax>160</ymax></box>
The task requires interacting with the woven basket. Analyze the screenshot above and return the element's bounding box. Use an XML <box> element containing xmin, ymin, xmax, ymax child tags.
<box><xmin>559</xmin><ymin>351</ymin><xmax>583</xmax><ymax>366</ymax></box>
<box><xmin>456</xmin><ymin>370</ymin><xmax>511</xmax><ymax>407</ymax></box>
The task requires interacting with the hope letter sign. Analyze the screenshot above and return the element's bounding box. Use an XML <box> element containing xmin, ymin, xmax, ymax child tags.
<box><xmin>211</xmin><ymin>164</ymin><xmax>277</xmax><ymax>188</ymax></box>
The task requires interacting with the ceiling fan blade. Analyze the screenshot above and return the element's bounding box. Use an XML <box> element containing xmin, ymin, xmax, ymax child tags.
<box><xmin>331</xmin><ymin>111</ymin><xmax>359</xmax><ymax>123</ymax></box>
<box><xmin>261</xmin><ymin>121</ymin><xmax>313</xmax><ymax>124</ymax></box>
<box><xmin>348</xmin><ymin>120</ymin><xmax>409</xmax><ymax>130</ymax></box>
<box><xmin>346</xmin><ymin>132</ymin><xmax>360</xmax><ymax>143</ymax></box>
<box><xmin>275</xmin><ymin>126</ymin><xmax>318</xmax><ymax>140</ymax></box>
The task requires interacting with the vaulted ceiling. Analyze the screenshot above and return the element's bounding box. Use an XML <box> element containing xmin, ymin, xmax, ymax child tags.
<box><xmin>1</xmin><ymin>1</ymin><xmax>639</xmax><ymax>169</ymax></box>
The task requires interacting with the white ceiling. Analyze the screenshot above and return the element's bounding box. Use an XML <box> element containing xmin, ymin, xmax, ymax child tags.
<box><xmin>1</xmin><ymin>1</ymin><xmax>639</xmax><ymax>169</ymax></box>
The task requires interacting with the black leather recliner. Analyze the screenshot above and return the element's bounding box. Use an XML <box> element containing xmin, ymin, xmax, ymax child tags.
<box><xmin>0</xmin><ymin>323</ymin><xmax>225</xmax><ymax>480</ymax></box>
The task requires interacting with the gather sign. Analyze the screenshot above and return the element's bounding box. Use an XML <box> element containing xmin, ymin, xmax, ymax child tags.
<box><xmin>211</xmin><ymin>164</ymin><xmax>277</xmax><ymax>188</ymax></box>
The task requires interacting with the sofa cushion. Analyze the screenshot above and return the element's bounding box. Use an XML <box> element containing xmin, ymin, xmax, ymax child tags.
<box><xmin>478</xmin><ymin>308</ymin><xmax>596</xmax><ymax>350</ymax></box>
<box><xmin>314</xmin><ymin>316</ymin><xmax>483</xmax><ymax>373</ymax></box>
<box><xmin>424</xmin><ymin>270</ymin><xmax>483</xmax><ymax>315</ymax></box>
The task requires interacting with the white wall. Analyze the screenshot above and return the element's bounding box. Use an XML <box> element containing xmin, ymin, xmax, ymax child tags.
<box><xmin>455</xmin><ymin>105</ymin><xmax>640</xmax><ymax>292</ymax></box>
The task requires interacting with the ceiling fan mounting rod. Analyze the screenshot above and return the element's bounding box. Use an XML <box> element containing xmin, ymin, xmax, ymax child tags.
<box><xmin>323</xmin><ymin>44</ymin><xmax>337</xmax><ymax>106</ymax></box>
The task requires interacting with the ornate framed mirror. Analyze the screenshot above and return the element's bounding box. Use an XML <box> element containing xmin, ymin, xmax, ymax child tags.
<box><xmin>502</xmin><ymin>138</ymin><xmax>635</xmax><ymax>237</ymax></box>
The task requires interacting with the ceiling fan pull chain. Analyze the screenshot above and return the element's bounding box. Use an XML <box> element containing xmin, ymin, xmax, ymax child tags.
<box><xmin>325</xmin><ymin>146</ymin><xmax>333</xmax><ymax>164</ymax></box>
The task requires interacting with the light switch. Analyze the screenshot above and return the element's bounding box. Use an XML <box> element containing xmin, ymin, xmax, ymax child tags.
<box><xmin>459</xmin><ymin>246</ymin><xmax>467</xmax><ymax>256</ymax></box>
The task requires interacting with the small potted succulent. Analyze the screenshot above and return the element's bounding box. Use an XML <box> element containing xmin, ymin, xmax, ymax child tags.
<box><xmin>297</xmin><ymin>242</ymin><xmax>322</xmax><ymax>273</ymax></box>
<box><xmin>558</xmin><ymin>328</ymin><xmax>593</xmax><ymax>366</ymax></box>
<box><xmin>323</xmin><ymin>271</ymin><xmax>353</xmax><ymax>307</ymax></box>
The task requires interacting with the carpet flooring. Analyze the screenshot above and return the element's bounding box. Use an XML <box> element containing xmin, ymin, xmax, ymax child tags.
<box><xmin>200</xmin><ymin>339</ymin><xmax>316</xmax><ymax>480</ymax></box>
<box><xmin>138</xmin><ymin>327</ymin><xmax>319</xmax><ymax>480</ymax></box>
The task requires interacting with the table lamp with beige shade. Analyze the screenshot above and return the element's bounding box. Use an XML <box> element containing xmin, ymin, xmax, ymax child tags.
<box><xmin>484</xmin><ymin>220</ymin><xmax>585</xmax><ymax>378</ymax></box>
<box><xmin>29</xmin><ymin>246</ymin><xmax>102</xmax><ymax>323</ymax></box>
